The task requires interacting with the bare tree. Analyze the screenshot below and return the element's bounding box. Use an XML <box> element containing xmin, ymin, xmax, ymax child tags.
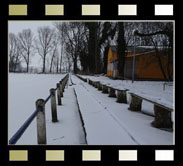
<box><xmin>49</xmin><ymin>37</ymin><xmax>58</xmax><ymax>73</ymax></box>
<box><xmin>63</xmin><ymin>22</ymin><xmax>86</xmax><ymax>74</ymax></box>
<box><xmin>65</xmin><ymin>51</ymin><xmax>73</xmax><ymax>72</ymax></box>
<box><xmin>35</xmin><ymin>26</ymin><xmax>55</xmax><ymax>73</ymax></box>
<box><xmin>134</xmin><ymin>22</ymin><xmax>173</xmax><ymax>80</ymax></box>
<box><xmin>9</xmin><ymin>33</ymin><xmax>22</xmax><ymax>72</ymax></box>
<box><xmin>54</xmin><ymin>22</ymin><xmax>66</xmax><ymax>73</ymax></box>
<box><xmin>117</xmin><ymin>22</ymin><xmax>126</xmax><ymax>78</ymax></box>
<box><xmin>18</xmin><ymin>29</ymin><xmax>34</xmax><ymax>72</ymax></box>
<box><xmin>52</xmin><ymin>49</ymin><xmax>59</xmax><ymax>73</ymax></box>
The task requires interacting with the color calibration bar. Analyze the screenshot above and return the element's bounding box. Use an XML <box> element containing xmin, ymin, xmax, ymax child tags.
<box><xmin>9</xmin><ymin>150</ymin><xmax>174</xmax><ymax>161</ymax></box>
<box><xmin>8</xmin><ymin>4</ymin><xmax>174</xmax><ymax>16</ymax></box>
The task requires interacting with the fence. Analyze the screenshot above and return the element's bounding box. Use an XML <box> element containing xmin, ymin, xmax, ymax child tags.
<box><xmin>9</xmin><ymin>74</ymin><xmax>69</xmax><ymax>145</ymax></box>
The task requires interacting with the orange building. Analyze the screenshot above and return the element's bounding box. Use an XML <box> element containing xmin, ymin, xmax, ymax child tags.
<box><xmin>107</xmin><ymin>46</ymin><xmax>173</xmax><ymax>80</ymax></box>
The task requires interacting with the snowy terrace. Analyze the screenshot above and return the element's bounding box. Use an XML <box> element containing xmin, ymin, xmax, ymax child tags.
<box><xmin>9</xmin><ymin>73</ymin><xmax>174</xmax><ymax>145</ymax></box>
<box><xmin>78</xmin><ymin>74</ymin><xmax>174</xmax><ymax>117</ymax></box>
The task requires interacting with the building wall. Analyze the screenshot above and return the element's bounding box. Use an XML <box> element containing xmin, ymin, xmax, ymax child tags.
<box><xmin>124</xmin><ymin>58</ymin><xmax>138</xmax><ymax>79</ymax></box>
<box><xmin>107</xmin><ymin>48</ymin><xmax>118</xmax><ymax>77</ymax></box>
<box><xmin>107</xmin><ymin>47</ymin><xmax>173</xmax><ymax>80</ymax></box>
<box><xmin>137</xmin><ymin>52</ymin><xmax>173</xmax><ymax>80</ymax></box>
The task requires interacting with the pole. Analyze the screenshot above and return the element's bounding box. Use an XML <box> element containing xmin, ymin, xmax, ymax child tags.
<box><xmin>95</xmin><ymin>22</ymin><xmax>97</xmax><ymax>74</ymax></box>
<box><xmin>57</xmin><ymin>83</ymin><xmax>62</xmax><ymax>105</ymax></box>
<box><xmin>132</xmin><ymin>35</ymin><xmax>136</xmax><ymax>83</ymax></box>
<box><xmin>50</xmin><ymin>88</ymin><xmax>58</xmax><ymax>122</ymax></box>
<box><xmin>36</xmin><ymin>99</ymin><xmax>47</xmax><ymax>144</ymax></box>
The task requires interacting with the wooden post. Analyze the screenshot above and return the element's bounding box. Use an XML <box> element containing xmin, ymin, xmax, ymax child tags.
<box><xmin>36</xmin><ymin>99</ymin><xmax>47</xmax><ymax>145</ymax></box>
<box><xmin>57</xmin><ymin>83</ymin><xmax>62</xmax><ymax>105</ymax></box>
<box><xmin>59</xmin><ymin>81</ymin><xmax>63</xmax><ymax>97</ymax></box>
<box><xmin>116</xmin><ymin>90</ymin><xmax>127</xmax><ymax>103</ymax></box>
<box><xmin>152</xmin><ymin>105</ymin><xmax>172</xmax><ymax>128</ymax></box>
<box><xmin>62</xmin><ymin>79</ymin><xmax>65</xmax><ymax>92</ymax></box>
<box><xmin>108</xmin><ymin>87</ymin><xmax>116</xmax><ymax>97</ymax></box>
<box><xmin>128</xmin><ymin>94</ymin><xmax>142</xmax><ymax>111</ymax></box>
<box><xmin>50</xmin><ymin>88</ymin><xmax>58</xmax><ymax>122</ymax></box>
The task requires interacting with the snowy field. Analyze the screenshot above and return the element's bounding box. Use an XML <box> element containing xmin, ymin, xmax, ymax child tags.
<box><xmin>8</xmin><ymin>73</ymin><xmax>174</xmax><ymax>145</ymax></box>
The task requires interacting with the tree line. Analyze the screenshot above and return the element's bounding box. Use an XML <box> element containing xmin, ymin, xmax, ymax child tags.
<box><xmin>9</xmin><ymin>22</ymin><xmax>173</xmax><ymax>80</ymax></box>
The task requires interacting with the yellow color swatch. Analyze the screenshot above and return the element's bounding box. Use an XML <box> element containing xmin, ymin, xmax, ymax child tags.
<box><xmin>82</xmin><ymin>5</ymin><xmax>100</xmax><ymax>15</ymax></box>
<box><xmin>82</xmin><ymin>150</ymin><xmax>101</xmax><ymax>161</ymax></box>
<box><xmin>46</xmin><ymin>150</ymin><xmax>64</xmax><ymax>161</ymax></box>
<box><xmin>9</xmin><ymin>150</ymin><xmax>28</xmax><ymax>161</ymax></box>
<box><xmin>118</xmin><ymin>5</ymin><xmax>137</xmax><ymax>15</ymax></box>
<box><xmin>45</xmin><ymin>5</ymin><xmax>64</xmax><ymax>15</ymax></box>
<box><xmin>119</xmin><ymin>150</ymin><xmax>137</xmax><ymax>161</ymax></box>
<box><xmin>9</xmin><ymin>5</ymin><xmax>27</xmax><ymax>16</ymax></box>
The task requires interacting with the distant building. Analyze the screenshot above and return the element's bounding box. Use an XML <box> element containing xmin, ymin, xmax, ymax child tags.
<box><xmin>107</xmin><ymin>46</ymin><xmax>173</xmax><ymax>80</ymax></box>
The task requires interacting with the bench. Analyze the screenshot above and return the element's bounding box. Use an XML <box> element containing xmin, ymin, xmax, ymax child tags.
<box><xmin>101</xmin><ymin>84</ymin><xmax>129</xmax><ymax>104</ymax></box>
<box><xmin>128</xmin><ymin>92</ymin><xmax>173</xmax><ymax>128</ymax></box>
<box><xmin>101</xmin><ymin>84</ymin><xmax>109</xmax><ymax>94</ymax></box>
<box><xmin>115</xmin><ymin>88</ymin><xmax>129</xmax><ymax>104</ymax></box>
<box><xmin>97</xmin><ymin>82</ymin><xmax>102</xmax><ymax>91</ymax></box>
<box><xmin>93</xmin><ymin>81</ymin><xmax>100</xmax><ymax>88</ymax></box>
<box><xmin>163</xmin><ymin>82</ymin><xmax>173</xmax><ymax>91</ymax></box>
<box><xmin>107</xmin><ymin>86</ymin><xmax>116</xmax><ymax>97</ymax></box>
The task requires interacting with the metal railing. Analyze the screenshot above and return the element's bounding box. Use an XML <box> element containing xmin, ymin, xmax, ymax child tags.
<box><xmin>9</xmin><ymin>74</ymin><xmax>69</xmax><ymax>145</ymax></box>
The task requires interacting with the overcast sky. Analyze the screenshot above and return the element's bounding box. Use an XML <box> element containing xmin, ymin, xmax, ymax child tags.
<box><xmin>9</xmin><ymin>21</ymin><xmax>58</xmax><ymax>70</ymax></box>
<box><xmin>9</xmin><ymin>21</ymin><xmax>55</xmax><ymax>35</ymax></box>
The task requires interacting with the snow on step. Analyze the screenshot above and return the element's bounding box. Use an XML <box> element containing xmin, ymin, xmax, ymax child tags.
<box><xmin>46</xmin><ymin>86</ymin><xmax>87</xmax><ymax>145</ymax></box>
<box><xmin>73</xmin><ymin>78</ymin><xmax>137</xmax><ymax>145</ymax></box>
<box><xmin>9</xmin><ymin>73</ymin><xmax>86</xmax><ymax>145</ymax></box>
<box><xmin>73</xmin><ymin>75</ymin><xmax>173</xmax><ymax>145</ymax></box>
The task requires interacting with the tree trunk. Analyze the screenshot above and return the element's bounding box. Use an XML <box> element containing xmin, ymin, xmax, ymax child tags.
<box><xmin>117</xmin><ymin>22</ymin><xmax>126</xmax><ymax>78</ymax></box>
<box><xmin>49</xmin><ymin>56</ymin><xmax>54</xmax><ymax>73</ymax></box>
<box><xmin>43</xmin><ymin>55</ymin><xmax>46</xmax><ymax>73</ymax></box>
<box><xmin>73</xmin><ymin>58</ymin><xmax>77</xmax><ymax>74</ymax></box>
<box><xmin>155</xmin><ymin>50</ymin><xmax>168</xmax><ymax>81</ymax></box>
<box><xmin>103</xmin><ymin>45</ymin><xmax>109</xmax><ymax>74</ymax></box>
<box><xmin>167</xmin><ymin>47</ymin><xmax>173</xmax><ymax>81</ymax></box>
<box><xmin>26</xmin><ymin>62</ymin><xmax>29</xmax><ymax>73</ymax></box>
<box><xmin>88</xmin><ymin>23</ymin><xmax>97</xmax><ymax>73</ymax></box>
<box><xmin>26</xmin><ymin>56</ymin><xmax>29</xmax><ymax>72</ymax></box>
<box><xmin>59</xmin><ymin>45</ymin><xmax>63</xmax><ymax>73</ymax></box>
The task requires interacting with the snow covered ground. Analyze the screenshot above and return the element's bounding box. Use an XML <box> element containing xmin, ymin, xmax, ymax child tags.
<box><xmin>9</xmin><ymin>73</ymin><xmax>86</xmax><ymax>145</ymax></box>
<box><xmin>8</xmin><ymin>73</ymin><xmax>174</xmax><ymax>145</ymax></box>
<box><xmin>72</xmin><ymin>75</ymin><xmax>173</xmax><ymax>145</ymax></box>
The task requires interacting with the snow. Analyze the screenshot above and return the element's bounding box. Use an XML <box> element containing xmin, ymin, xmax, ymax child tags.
<box><xmin>78</xmin><ymin>74</ymin><xmax>174</xmax><ymax>117</ymax></box>
<box><xmin>72</xmin><ymin>75</ymin><xmax>173</xmax><ymax>145</ymax></box>
<box><xmin>9</xmin><ymin>73</ymin><xmax>174</xmax><ymax>145</ymax></box>
<box><xmin>73</xmin><ymin>81</ymin><xmax>136</xmax><ymax>145</ymax></box>
<box><xmin>9</xmin><ymin>73</ymin><xmax>86</xmax><ymax>145</ymax></box>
